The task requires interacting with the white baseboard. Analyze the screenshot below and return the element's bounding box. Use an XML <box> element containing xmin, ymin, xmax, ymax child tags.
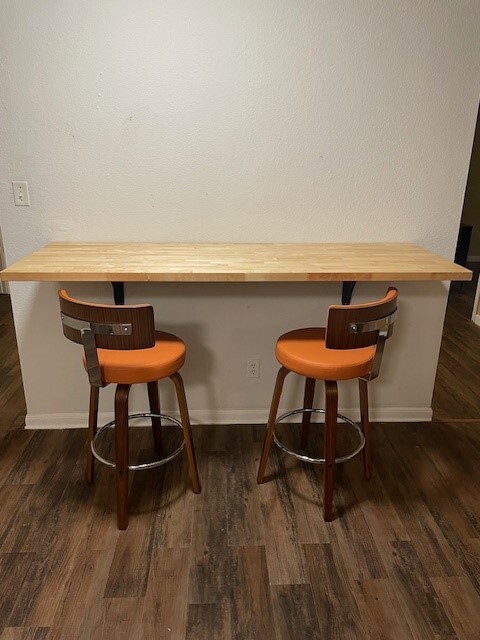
<box><xmin>474</xmin><ymin>315</ymin><xmax>480</xmax><ymax>327</ymax></box>
<box><xmin>25</xmin><ymin>406</ymin><xmax>433</xmax><ymax>429</ymax></box>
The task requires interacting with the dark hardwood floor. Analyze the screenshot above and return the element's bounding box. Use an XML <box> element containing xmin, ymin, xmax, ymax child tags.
<box><xmin>1</xmin><ymin>286</ymin><xmax>480</xmax><ymax>639</ymax></box>
<box><xmin>432</xmin><ymin>263</ymin><xmax>480</xmax><ymax>421</ymax></box>
<box><xmin>0</xmin><ymin>295</ymin><xmax>26</xmax><ymax>432</ymax></box>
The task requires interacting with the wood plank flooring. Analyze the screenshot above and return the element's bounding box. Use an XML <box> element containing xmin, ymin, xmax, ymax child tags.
<box><xmin>432</xmin><ymin>265</ymin><xmax>480</xmax><ymax>420</ymax></box>
<box><xmin>1</xmin><ymin>288</ymin><xmax>480</xmax><ymax>639</ymax></box>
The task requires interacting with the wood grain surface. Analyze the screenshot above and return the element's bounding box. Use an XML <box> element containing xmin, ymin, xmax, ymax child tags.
<box><xmin>0</xmin><ymin>242</ymin><xmax>472</xmax><ymax>282</ymax></box>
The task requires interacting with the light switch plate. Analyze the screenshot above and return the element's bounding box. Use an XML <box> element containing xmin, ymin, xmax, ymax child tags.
<box><xmin>12</xmin><ymin>181</ymin><xmax>30</xmax><ymax>206</ymax></box>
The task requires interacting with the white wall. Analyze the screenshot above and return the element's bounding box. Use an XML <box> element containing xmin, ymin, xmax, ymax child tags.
<box><xmin>1</xmin><ymin>1</ymin><xmax>479</xmax><ymax>428</ymax></box>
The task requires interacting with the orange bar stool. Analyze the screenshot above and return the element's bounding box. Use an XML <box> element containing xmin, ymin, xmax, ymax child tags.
<box><xmin>59</xmin><ymin>290</ymin><xmax>201</xmax><ymax>529</ymax></box>
<box><xmin>257</xmin><ymin>287</ymin><xmax>398</xmax><ymax>521</ymax></box>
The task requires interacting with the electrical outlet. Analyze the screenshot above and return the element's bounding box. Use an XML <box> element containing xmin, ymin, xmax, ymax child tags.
<box><xmin>246</xmin><ymin>358</ymin><xmax>260</xmax><ymax>378</ymax></box>
<box><xmin>12</xmin><ymin>181</ymin><xmax>30</xmax><ymax>206</ymax></box>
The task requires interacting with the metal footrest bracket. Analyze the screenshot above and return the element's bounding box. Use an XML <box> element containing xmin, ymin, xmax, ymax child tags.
<box><xmin>91</xmin><ymin>412</ymin><xmax>185</xmax><ymax>471</ymax></box>
<box><xmin>272</xmin><ymin>408</ymin><xmax>365</xmax><ymax>464</ymax></box>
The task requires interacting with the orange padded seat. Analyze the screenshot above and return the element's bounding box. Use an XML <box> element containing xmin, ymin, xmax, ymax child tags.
<box><xmin>276</xmin><ymin>327</ymin><xmax>376</xmax><ymax>380</ymax></box>
<box><xmin>84</xmin><ymin>331</ymin><xmax>186</xmax><ymax>385</ymax></box>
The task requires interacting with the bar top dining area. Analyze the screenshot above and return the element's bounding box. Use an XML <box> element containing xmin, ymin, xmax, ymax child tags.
<box><xmin>2</xmin><ymin>1</ymin><xmax>480</xmax><ymax>638</ymax></box>
<box><xmin>1</xmin><ymin>241</ymin><xmax>471</xmax><ymax>282</ymax></box>
<box><xmin>1</xmin><ymin>239</ymin><xmax>480</xmax><ymax>638</ymax></box>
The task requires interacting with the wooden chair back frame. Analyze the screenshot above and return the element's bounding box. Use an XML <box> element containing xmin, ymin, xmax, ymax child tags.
<box><xmin>58</xmin><ymin>289</ymin><xmax>156</xmax><ymax>387</ymax></box>
<box><xmin>325</xmin><ymin>287</ymin><xmax>398</xmax><ymax>381</ymax></box>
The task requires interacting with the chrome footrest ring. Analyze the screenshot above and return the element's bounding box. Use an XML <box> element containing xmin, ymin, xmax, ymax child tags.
<box><xmin>91</xmin><ymin>412</ymin><xmax>185</xmax><ymax>471</ymax></box>
<box><xmin>272</xmin><ymin>408</ymin><xmax>365</xmax><ymax>465</ymax></box>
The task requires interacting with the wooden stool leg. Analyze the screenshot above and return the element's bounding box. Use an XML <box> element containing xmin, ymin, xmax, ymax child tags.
<box><xmin>257</xmin><ymin>367</ymin><xmax>289</xmax><ymax>483</ymax></box>
<box><xmin>300</xmin><ymin>377</ymin><xmax>316</xmax><ymax>449</ymax></box>
<box><xmin>86</xmin><ymin>385</ymin><xmax>99</xmax><ymax>484</ymax></box>
<box><xmin>115</xmin><ymin>384</ymin><xmax>131</xmax><ymax>530</ymax></box>
<box><xmin>323</xmin><ymin>380</ymin><xmax>338</xmax><ymax>521</ymax></box>
<box><xmin>170</xmin><ymin>372</ymin><xmax>201</xmax><ymax>494</ymax></box>
<box><xmin>147</xmin><ymin>381</ymin><xmax>163</xmax><ymax>455</ymax></box>
<box><xmin>359</xmin><ymin>378</ymin><xmax>372</xmax><ymax>480</ymax></box>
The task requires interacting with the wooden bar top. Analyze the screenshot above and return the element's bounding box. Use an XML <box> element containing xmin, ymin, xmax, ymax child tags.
<box><xmin>0</xmin><ymin>242</ymin><xmax>472</xmax><ymax>282</ymax></box>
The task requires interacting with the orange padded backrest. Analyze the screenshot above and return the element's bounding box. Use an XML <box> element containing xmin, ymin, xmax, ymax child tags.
<box><xmin>325</xmin><ymin>287</ymin><xmax>398</xmax><ymax>350</ymax></box>
<box><xmin>59</xmin><ymin>290</ymin><xmax>155</xmax><ymax>351</ymax></box>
